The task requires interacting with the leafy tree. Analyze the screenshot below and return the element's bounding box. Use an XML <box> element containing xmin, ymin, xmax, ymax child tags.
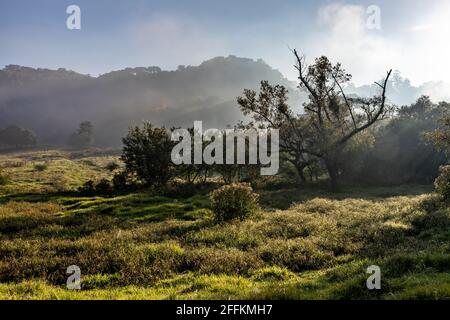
<box><xmin>214</xmin><ymin>126</ymin><xmax>256</xmax><ymax>184</ymax></box>
<box><xmin>238</xmin><ymin>51</ymin><xmax>392</xmax><ymax>190</ymax></box>
<box><xmin>175</xmin><ymin>127</ymin><xmax>209</xmax><ymax>184</ymax></box>
<box><xmin>434</xmin><ymin>165</ymin><xmax>450</xmax><ymax>201</ymax></box>
<box><xmin>357</xmin><ymin>96</ymin><xmax>447</xmax><ymax>184</ymax></box>
<box><xmin>121</xmin><ymin>122</ymin><xmax>175</xmax><ymax>187</ymax></box>
<box><xmin>0</xmin><ymin>125</ymin><xmax>37</xmax><ymax>147</ymax></box>
<box><xmin>426</xmin><ymin>108</ymin><xmax>450</xmax><ymax>156</ymax></box>
<box><xmin>68</xmin><ymin>121</ymin><xmax>94</xmax><ymax>148</ymax></box>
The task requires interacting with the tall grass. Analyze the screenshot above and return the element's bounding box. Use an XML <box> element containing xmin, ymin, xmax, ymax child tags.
<box><xmin>0</xmin><ymin>189</ymin><xmax>449</xmax><ymax>299</ymax></box>
<box><xmin>0</xmin><ymin>150</ymin><xmax>448</xmax><ymax>299</ymax></box>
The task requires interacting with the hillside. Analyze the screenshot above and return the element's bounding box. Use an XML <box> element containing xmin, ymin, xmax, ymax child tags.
<box><xmin>2</xmin><ymin>56</ymin><xmax>448</xmax><ymax>148</ymax></box>
<box><xmin>0</xmin><ymin>57</ymin><xmax>297</xmax><ymax>146</ymax></box>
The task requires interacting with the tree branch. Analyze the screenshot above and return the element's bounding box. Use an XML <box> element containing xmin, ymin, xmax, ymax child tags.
<box><xmin>331</xmin><ymin>73</ymin><xmax>357</xmax><ymax>129</ymax></box>
<box><xmin>338</xmin><ymin>69</ymin><xmax>392</xmax><ymax>145</ymax></box>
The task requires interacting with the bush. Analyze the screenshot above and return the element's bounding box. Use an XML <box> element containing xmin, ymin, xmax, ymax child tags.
<box><xmin>105</xmin><ymin>161</ymin><xmax>120</xmax><ymax>172</ymax></box>
<box><xmin>434</xmin><ymin>165</ymin><xmax>450</xmax><ymax>201</ymax></box>
<box><xmin>95</xmin><ymin>179</ymin><xmax>113</xmax><ymax>194</ymax></box>
<box><xmin>78</xmin><ymin>180</ymin><xmax>95</xmax><ymax>195</ymax></box>
<box><xmin>33</xmin><ymin>163</ymin><xmax>48</xmax><ymax>172</ymax></box>
<box><xmin>78</xmin><ymin>179</ymin><xmax>113</xmax><ymax>195</ymax></box>
<box><xmin>112</xmin><ymin>171</ymin><xmax>130</xmax><ymax>192</ymax></box>
<box><xmin>210</xmin><ymin>183</ymin><xmax>259</xmax><ymax>221</ymax></box>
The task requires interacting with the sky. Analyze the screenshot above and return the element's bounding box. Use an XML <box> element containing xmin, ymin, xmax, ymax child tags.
<box><xmin>1</xmin><ymin>0</ymin><xmax>449</xmax><ymax>86</ymax></box>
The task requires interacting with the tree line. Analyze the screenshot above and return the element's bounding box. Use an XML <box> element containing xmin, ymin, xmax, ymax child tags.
<box><xmin>4</xmin><ymin>52</ymin><xmax>450</xmax><ymax>193</ymax></box>
<box><xmin>0</xmin><ymin>121</ymin><xmax>94</xmax><ymax>149</ymax></box>
<box><xmin>115</xmin><ymin>52</ymin><xmax>449</xmax><ymax>192</ymax></box>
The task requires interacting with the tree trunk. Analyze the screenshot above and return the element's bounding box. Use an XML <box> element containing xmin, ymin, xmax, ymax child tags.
<box><xmin>295</xmin><ymin>163</ymin><xmax>307</xmax><ymax>183</ymax></box>
<box><xmin>325</xmin><ymin>159</ymin><xmax>339</xmax><ymax>191</ymax></box>
<box><xmin>298</xmin><ymin>168</ymin><xmax>307</xmax><ymax>183</ymax></box>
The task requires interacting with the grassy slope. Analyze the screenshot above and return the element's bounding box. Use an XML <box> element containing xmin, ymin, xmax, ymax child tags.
<box><xmin>0</xmin><ymin>150</ymin><xmax>118</xmax><ymax>194</ymax></box>
<box><xmin>0</xmin><ymin>150</ymin><xmax>449</xmax><ymax>300</ymax></box>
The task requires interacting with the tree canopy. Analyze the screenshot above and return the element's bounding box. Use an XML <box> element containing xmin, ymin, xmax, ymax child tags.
<box><xmin>0</xmin><ymin>125</ymin><xmax>37</xmax><ymax>148</ymax></box>
<box><xmin>238</xmin><ymin>51</ymin><xmax>392</xmax><ymax>189</ymax></box>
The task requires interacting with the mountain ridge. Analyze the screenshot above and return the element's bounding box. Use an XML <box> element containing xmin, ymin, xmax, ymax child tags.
<box><xmin>1</xmin><ymin>56</ymin><xmax>448</xmax><ymax>146</ymax></box>
<box><xmin>0</xmin><ymin>56</ymin><xmax>296</xmax><ymax>146</ymax></box>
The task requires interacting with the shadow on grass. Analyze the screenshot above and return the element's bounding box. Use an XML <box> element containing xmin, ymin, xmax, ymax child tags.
<box><xmin>0</xmin><ymin>191</ymin><xmax>214</xmax><ymax>240</ymax></box>
<box><xmin>0</xmin><ymin>191</ymin><xmax>79</xmax><ymax>205</ymax></box>
<box><xmin>258</xmin><ymin>183</ymin><xmax>433</xmax><ymax>210</ymax></box>
<box><xmin>1</xmin><ymin>182</ymin><xmax>433</xmax><ymax>213</ymax></box>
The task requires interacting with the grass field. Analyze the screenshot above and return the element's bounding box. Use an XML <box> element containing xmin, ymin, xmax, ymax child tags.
<box><xmin>0</xmin><ymin>150</ymin><xmax>449</xmax><ymax>300</ymax></box>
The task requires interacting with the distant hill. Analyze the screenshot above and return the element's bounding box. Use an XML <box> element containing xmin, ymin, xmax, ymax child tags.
<box><xmin>0</xmin><ymin>56</ymin><xmax>299</xmax><ymax>146</ymax></box>
<box><xmin>345</xmin><ymin>71</ymin><xmax>450</xmax><ymax>106</ymax></box>
<box><xmin>1</xmin><ymin>57</ymin><xmax>448</xmax><ymax>146</ymax></box>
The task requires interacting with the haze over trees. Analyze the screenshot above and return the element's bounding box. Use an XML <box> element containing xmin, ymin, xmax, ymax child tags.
<box><xmin>0</xmin><ymin>54</ymin><xmax>448</xmax><ymax>189</ymax></box>
<box><xmin>238</xmin><ymin>52</ymin><xmax>392</xmax><ymax>189</ymax></box>
<box><xmin>68</xmin><ymin>121</ymin><xmax>94</xmax><ymax>148</ymax></box>
<box><xmin>112</xmin><ymin>52</ymin><xmax>450</xmax><ymax>191</ymax></box>
<box><xmin>0</xmin><ymin>125</ymin><xmax>37</xmax><ymax>148</ymax></box>
<box><xmin>0</xmin><ymin>56</ymin><xmax>444</xmax><ymax>148</ymax></box>
<box><xmin>0</xmin><ymin>57</ymin><xmax>297</xmax><ymax>146</ymax></box>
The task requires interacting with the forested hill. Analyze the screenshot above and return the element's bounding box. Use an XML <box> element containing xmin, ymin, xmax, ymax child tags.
<box><xmin>1</xmin><ymin>55</ymin><xmax>448</xmax><ymax>147</ymax></box>
<box><xmin>0</xmin><ymin>56</ymin><xmax>297</xmax><ymax>146</ymax></box>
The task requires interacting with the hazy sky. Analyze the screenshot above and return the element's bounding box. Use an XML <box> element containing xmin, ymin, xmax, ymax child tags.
<box><xmin>1</xmin><ymin>0</ymin><xmax>449</xmax><ymax>85</ymax></box>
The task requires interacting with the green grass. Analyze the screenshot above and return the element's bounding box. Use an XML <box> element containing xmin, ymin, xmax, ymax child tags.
<box><xmin>0</xmin><ymin>149</ymin><xmax>118</xmax><ymax>194</ymax></box>
<box><xmin>0</xmin><ymin>149</ymin><xmax>449</xmax><ymax>300</ymax></box>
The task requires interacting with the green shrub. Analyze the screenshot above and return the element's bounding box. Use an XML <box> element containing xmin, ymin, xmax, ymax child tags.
<box><xmin>78</xmin><ymin>180</ymin><xmax>95</xmax><ymax>195</ymax></box>
<box><xmin>112</xmin><ymin>171</ymin><xmax>130</xmax><ymax>192</ymax></box>
<box><xmin>121</xmin><ymin>123</ymin><xmax>175</xmax><ymax>187</ymax></box>
<box><xmin>78</xmin><ymin>179</ymin><xmax>113</xmax><ymax>195</ymax></box>
<box><xmin>434</xmin><ymin>165</ymin><xmax>450</xmax><ymax>201</ymax></box>
<box><xmin>210</xmin><ymin>183</ymin><xmax>259</xmax><ymax>221</ymax></box>
<box><xmin>105</xmin><ymin>161</ymin><xmax>120</xmax><ymax>172</ymax></box>
<box><xmin>33</xmin><ymin>163</ymin><xmax>48</xmax><ymax>172</ymax></box>
<box><xmin>95</xmin><ymin>179</ymin><xmax>113</xmax><ymax>194</ymax></box>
